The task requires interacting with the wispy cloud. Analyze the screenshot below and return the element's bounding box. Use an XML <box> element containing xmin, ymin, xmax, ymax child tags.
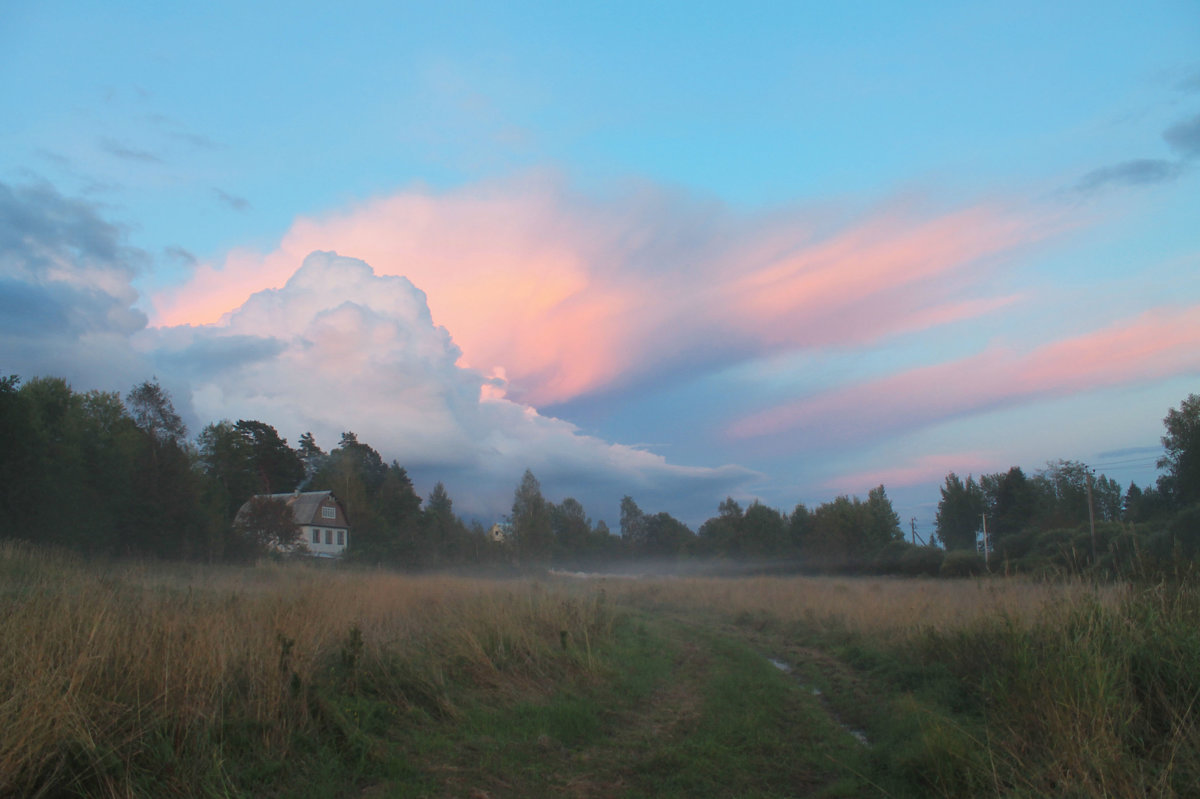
<box><xmin>728</xmin><ymin>304</ymin><xmax>1200</xmax><ymax>446</ymax></box>
<box><xmin>1164</xmin><ymin>113</ymin><xmax>1200</xmax><ymax>159</ymax></box>
<box><xmin>1074</xmin><ymin>159</ymin><xmax>1182</xmax><ymax>193</ymax></box>
<box><xmin>1177</xmin><ymin>69</ymin><xmax>1200</xmax><ymax>94</ymax></box>
<box><xmin>1073</xmin><ymin>110</ymin><xmax>1200</xmax><ymax>194</ymax></box>
<box><xmin>822</xmin><ymin>452</ymin><xmax>996</xmax><ymax>493</ymax></box>
<box><xmin>152</xmin><ymin>176</ymin><xmax>1056</xmax><ymax>407</ymax></box>
<box><xmin>164</xmin><ymin>245</ymin><xmax>198</xmax><ymax>266</ymax></box>
<box><xmin>213</xmin><ymin>188</ymin><xmax>250</xmax><ymax>211</ymax></box>
<box><xmin>99</xmin><ymin>137</ymin><xmax>163</xmax><ymax>164</ymax></box>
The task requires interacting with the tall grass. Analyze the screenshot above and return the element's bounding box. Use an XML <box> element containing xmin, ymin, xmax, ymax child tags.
<box><xmin>606</xmin><ymin>573</ymin><xmax>1200</xmax><ymax>797</ymax></box>
<box><xmin>605</xmin><ymin>573</ymin><xmax>1119</xmax><ymax>639</ymax></box>
<box><xmin>0</xmin><ymin>542</ymin><xmax>610</xmax><ymax>797</ymax></box>
<box><xmin>922</xmin><ymin>581</ymin><xmax>1200</xmax><ymax>797</ymax></box>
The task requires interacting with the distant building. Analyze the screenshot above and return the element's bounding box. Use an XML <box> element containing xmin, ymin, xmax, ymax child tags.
<box><xmin>237</xmin><ymin>490</ymin><xmax>350</xmax><ymax>558</ymax></box>
<box><xmin>487</xmin><ymin>520</ymin><xmax>513</xmax><ymax>543</ymax></box>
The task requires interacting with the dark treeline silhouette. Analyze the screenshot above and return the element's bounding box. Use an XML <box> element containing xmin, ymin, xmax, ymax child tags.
<box><xmin>2</xmin><ymin>373</ymin><xmax>1197</xmax><ymax>577</ymax></box>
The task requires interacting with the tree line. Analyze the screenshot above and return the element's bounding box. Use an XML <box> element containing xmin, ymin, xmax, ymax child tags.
<box><xmin>928</xmin><ymin>394</ymin><xmax>1200</xmax><ymax>576</ymax></box>
<box><xmin>2</xmin><ymin>373</ymin><xmax>1197</xmax><ymax>577</ymax></box>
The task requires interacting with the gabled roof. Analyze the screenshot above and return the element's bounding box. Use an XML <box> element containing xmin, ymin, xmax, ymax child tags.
<box><xmin>242</xmin><ymin>490</ymin><xmax>349</xmax><ymax>527</ymax></box>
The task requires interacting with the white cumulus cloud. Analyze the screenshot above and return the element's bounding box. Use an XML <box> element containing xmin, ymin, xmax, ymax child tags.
<box><xmin>146</xmin><ymin>251</ymin><xmax>755</xmax><ymax>521</ymax></box>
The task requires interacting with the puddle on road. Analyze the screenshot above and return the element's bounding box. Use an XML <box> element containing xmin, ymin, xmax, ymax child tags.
<box><xmin>769</xmin><ymin>656</ymin><xmax>869</xmax><ymax>746</ymax></box>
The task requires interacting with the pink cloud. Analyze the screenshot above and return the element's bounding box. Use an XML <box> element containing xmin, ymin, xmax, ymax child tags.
<box><xmin>821</xmin><ymin>452</ymin><xmax>997</xmax><ymax>493</ymax></box>
<box><xmin>729</xmin><ymin>304</ymin><xmax>1200</xmax><ymax>443</ymax></box>
<box><xmin>152</xmin><ymin>176</ymin><xmax>1053</xmax><ymax>406</ymax></box>
<box><xmin>149</xmin><ymin>252</ymin><xmax>757</xmax><ymax>519</ymax></box>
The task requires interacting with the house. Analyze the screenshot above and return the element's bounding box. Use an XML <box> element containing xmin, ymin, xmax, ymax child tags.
<box><xmin>237</xmin><ymin>490</ymin><xmax>351</xmax><ymax>558</ymax></box>
<box><xmin>487</xmin><ymin>520</ymin><xmax>513</xmax><ymax>543</ymax></box>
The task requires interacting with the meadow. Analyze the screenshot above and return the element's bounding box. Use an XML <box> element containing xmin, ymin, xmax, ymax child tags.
<box><xmin>3</xmin><ymin>542</ymin><xmax>1198</xmax><ymax>798</ymax></box>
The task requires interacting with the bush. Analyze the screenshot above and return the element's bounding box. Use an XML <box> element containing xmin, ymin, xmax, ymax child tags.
<box><xmin>898</xmin><ymin>546</ymin><xmax>944</xmax><ymax>577</ymax></box>
<box><xmin>992</xmin><ymin>529</ymin><xmax>1036</xmax><ymax>562</ymax></box>
<box><xmin>940</xmin><ymin>550</ymin><xmax>986</xmax><ymax>578</ymax></box>
<box><xmin>1170</xmin><ymin>504</ymin><xmax>1200</xmax><ymax>558</ymax></box>
<box><xmin>868</xmin><ymin>541</ymin><xmax>917</xmax><ymax>575</ymax></box>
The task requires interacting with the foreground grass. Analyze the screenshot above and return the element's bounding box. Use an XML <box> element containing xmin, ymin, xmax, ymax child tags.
<box><xmin>1</xmin><ymin>543</ymin><xmax>616</xmax><ymax>797</ymax></box>
<box><xmin>609</xmin><ymin>574</ymin><xmax>1200</xmax><ymax>797</ymax></box>
<box><xmin>6</xmin><ymin>543</ymin><xmax>1200</xmax><ymax>797</ymax></box>
<box><xmin>0</xmin><ymin>545</ymin><xmax>870</xmax><ymax>797</ymax></box>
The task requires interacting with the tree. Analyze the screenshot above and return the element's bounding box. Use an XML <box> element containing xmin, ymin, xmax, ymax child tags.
<box><xmin>233</xmin><ymin>495</ymin><xmax>304</xmax><ymax>556</ymax></box>
<box><xmin>197</xmin><ymin>421</ymin><xmax>257</xmax><ymax>519</ymax></box>
<box><xmin>1124</xmin><ymin>481</ymin><xmax>1170</xmax><ymax>523</ymax></box>
<box><xmin>864</xmin><ymin>485</ymin><xmax>903</xmax><ymax>549</ymax></box>
<box><xmin>126</xmin><ymin>379</ymin><xmax>186</xmax><ymax>446</ymax></box>
<box><xmin>233</xmin><ymin>420</ymin><xmax>304</xmax><ymax>495</ymax></box>
<box><xmin>551</xmin><ymin>497</ymin><xmax>593</xmax><ymax>563</ymax></box>
<box><xmin>696</xmin><ymin>497</ymin><xmax>744</xmax><ymax>558</ymax></box>
<box><xmin>642</xmin><ymin>512</ymin><xmax>695</xmax><ymax>557</ymax></box>
<box><xmin>422</xmin><ymin>482</ymin><xmax>460</xmax><ymax>565</ymax></box>
<box><xmin>806</xmin><ymin>495</ymin><xmax>861</xmax><ymax>565</ymax></box>
<box><xmin>0</xmin><ymin>376</ymin><xmax>40</xmax><ymax>536</ymax></box>
<box><xmin>789</xmin><ymin>503</ymin><xmax>812</xmax><ymax>553</ymax></box>
<box><xmin>1094</xmin><ymin>474</ymin><xmax>1124</xmax><ymax>522</ymax></box>
<box><xmin>619</xmin><ymin>495</ymin><xmax>648</xmax><ymax>551</ymax></box>
<box><xmin>981</xmin><ymin>467</ymin><xmax>1037</xmax><ymax>537</ymax></box>
<box><xmin>358</xmin><ymin>461</ymin><xmax>422</xmax><ymax>564</ymax></box>
<box><xmin>936</xmin><ymin>473</ymin><xmax>984</xmax><ymax>550</ymax></box>
<box><xmin>197</xmin><ymin>419</ymin><xmax>304</xmax><ymax>521</ymax></box>
<box><xmin>298</xmin><ymin>431</ymin><xmax>325</xmax><ymax>486</ymax></box>
<box><xmin>1160</xmin><ymin>393</ymin><xmax>1200</xmax><ymax>506</ymax></box>
<box><xmin>310</xmin><ymin>432</ymin><xmax>390</xmax><ymax>542</ymax></box>
<box><xmin>1033</xmin><ymin>460</ymin><xmax>1093</xmax><ymax>528</ymax></box>
<box><xmin>738</xmin><ymin>502</ymin><xmax>789</xmax><ymax>558</ymax></box>
<box><xmin>512</xmin><ymin>470</ymin><xmax>552</xmax><ymax>563</ymax></box>
<box><xmin>123</xmin><ymin>379</ymin><xmax>201</xmax><ymax>558</ymax></box>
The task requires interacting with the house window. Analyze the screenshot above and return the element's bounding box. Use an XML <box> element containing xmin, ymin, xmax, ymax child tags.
<box><xmin>325</xmin><ymin>529</ymin><xmax>332</xmax><ymax>545</ymax></box>
<box><xmin>322</xmin><ymin>506</ymin><xmax>336</xmax><ymax>520</ymax></box>
<box><xmin>311</xmin><ymin>529</ymin><xmax>319</xmax><ymax>544</ymax></box>
<box><xmin>337</xmin><ymin>530</ymin><xmax>344</xmax><ymax>546</ymax></box>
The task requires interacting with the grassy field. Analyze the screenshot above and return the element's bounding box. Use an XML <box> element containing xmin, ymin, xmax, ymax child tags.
<box><xmin>3</xmin><ymin>543</ymin><xmax>1199</xmax><ymax>798</ymax></box>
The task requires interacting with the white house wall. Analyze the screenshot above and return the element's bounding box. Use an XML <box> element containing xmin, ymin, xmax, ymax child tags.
<box><xmin>303</xmin><ymin>525</ymin><xmax>348</xmax><ymax>557</ymax></box>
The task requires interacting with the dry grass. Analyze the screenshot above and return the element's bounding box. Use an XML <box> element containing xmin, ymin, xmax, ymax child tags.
<box><xmin>8</xmin><ymin>543</ymin><xmax>1192</xmax><ymax>799</ymax></box>
<box><xmin>600</xmin><ymin>573</ymin><xmax>1121</xmax><ymax>640</ymax></box>
<box><xmin>0</xmin><ymin>542</ymin><xmax>610</xmax><ymax>797</ymax></box>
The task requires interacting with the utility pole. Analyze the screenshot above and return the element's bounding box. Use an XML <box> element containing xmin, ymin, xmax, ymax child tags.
<box><xmin>910</xmin><ymin>517</ymin><xmax>925</xmax><ymax>547</ymax></box>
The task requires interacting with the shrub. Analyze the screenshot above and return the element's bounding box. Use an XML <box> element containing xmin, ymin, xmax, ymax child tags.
<box><xmin>898</xmin><ymin>546</ymin><xmax>944</xmax><ymax>577</ymax></box>
<box><xmin>940</xmin><ymin>550</ymin><xmax>986</xmax><ymax>578</ymax></box>
<box><xmin>868</xmin><ymin>541</ymin><xmax>916</xmax><ymax>575</ymax></box>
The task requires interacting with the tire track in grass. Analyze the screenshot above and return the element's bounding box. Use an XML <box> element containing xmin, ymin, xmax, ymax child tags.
<box><xmin>768</xmin><ymin>656</ymin><xmax>870</xmax><ymax>747</ymax></box>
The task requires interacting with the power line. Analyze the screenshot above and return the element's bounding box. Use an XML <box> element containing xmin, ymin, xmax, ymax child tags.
<box><xmin>1091</xmin><ymin>456</ymin><xmax>1161</xmax><ymax>468</ymax></box>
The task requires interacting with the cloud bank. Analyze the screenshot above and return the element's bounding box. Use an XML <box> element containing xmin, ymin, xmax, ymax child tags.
<box><xmin>153</xmin><ymin>176</ymin><xmax>1057</xmax><ymax>408</ymax></box>
<box><xmin>147</xmin><ymin>251</ymin><xmax>755</xmax><ymax>518</ymax></box>
<box><xmin>0</xmin><ymin>180</ymin><xmax>149</xmax><ymax>390</ymax></box>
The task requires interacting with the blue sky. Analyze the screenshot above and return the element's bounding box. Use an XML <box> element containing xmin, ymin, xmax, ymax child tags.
<box><xmin>2</xmin><ymin>1</ymin><xmax>1198</xmax><ymax>531</ymax></box>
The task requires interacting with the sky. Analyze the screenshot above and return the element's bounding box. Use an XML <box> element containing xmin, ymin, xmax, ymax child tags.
<box><xmin>2</xmin><ymin>1</ymin><xmax>1198</xmax><ymax>534</ymax></box>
